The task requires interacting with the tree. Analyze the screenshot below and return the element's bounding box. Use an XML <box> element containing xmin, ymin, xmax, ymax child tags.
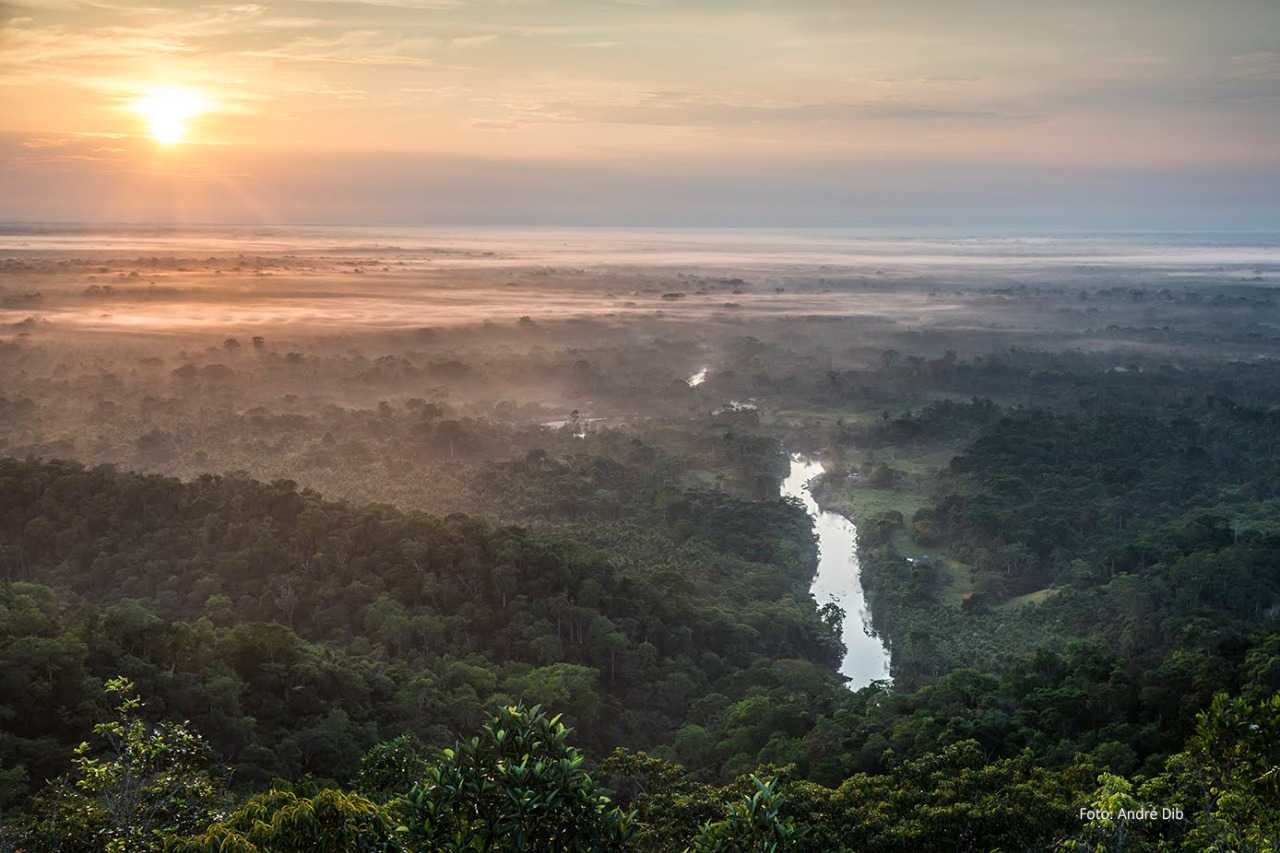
<box><xmin>167</xmin><ymin>788</ymin><xmax>399</xmax><ymax>852</ymax></box>
<box><xmin>19</xmin><ymin>676</ymin><xmax>225</xmax><ymax>852</ymax></box>
<box><xmin>355</xmin><ymin>734</ymin><xmax>432</xmax><ymax>803</ymax></box>
<box><xmin>506</xmin><ymin>664</ymin><xmax>603</xmax><ymax>734</ymax></box>
<box><xmin>399</xmin><ymin>703</ymin><xmax>632</xmax><ymax>852</ymax></box>
<box><xmin>687</xmin><ymin>775</ymin><xmax>800</xmax><ymax>853</ymax></box>
<box><xmin>1159</xmin><ymin>692</ymin><xmax>1280</xmax><ymax>852</ymax></box>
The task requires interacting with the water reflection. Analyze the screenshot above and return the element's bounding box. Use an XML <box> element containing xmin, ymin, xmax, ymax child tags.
<box><xmin>782</xmin><ymin>454</ymin><xmax>891</xmax><ymax>687</ymax></box>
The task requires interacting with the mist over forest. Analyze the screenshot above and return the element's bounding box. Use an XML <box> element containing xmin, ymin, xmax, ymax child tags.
<box><xmin>0</xmin><ymin>228</ymin><xmax>1277</xmax><ymax>850</ymax></box>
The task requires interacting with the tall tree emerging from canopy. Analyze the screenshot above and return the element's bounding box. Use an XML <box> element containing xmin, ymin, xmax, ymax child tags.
<box><xmin>399</xmin><ymin>704</ymin><xmax>634</xmax><ymax>852</ymax></box>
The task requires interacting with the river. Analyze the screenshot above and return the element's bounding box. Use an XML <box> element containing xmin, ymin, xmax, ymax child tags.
<box><xmin>782</xmin><ymin>455</ymin><xmax>892</xmax><ymax>687</ymax></box>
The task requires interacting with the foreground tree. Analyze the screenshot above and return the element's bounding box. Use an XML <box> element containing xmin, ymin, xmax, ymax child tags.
<box><xmin>687</xmin><ymin>776</ymin><xmax>801</xmax><ymax>853</ymax></box>
<box><xmin>398</xmin><ymin>703</ymin><xmax>633</xmax><ymax>852</ymax></box>
<box><xmin>165</xmin><ymin>788</ymin><xmax>399</xmax><ymax>853</ymax></box>
<box><xmin>15</xmin><ymin>677</ymin><xmax>225</xmax><ymax>852</ymax></box>
<box><xmin>1172</xmin><ymin>692</ymin><xmax>1280</xmax><ymax>852</ymax></box>
<box><xmin>354</xmin><ymin>734</ymin><xmax>432</xmax><ymax>803</ymax></box>
<box><xmin>1063</xmin><ymin>692</ymin><xmax>1280</xmax><ymax>853</ymax></box>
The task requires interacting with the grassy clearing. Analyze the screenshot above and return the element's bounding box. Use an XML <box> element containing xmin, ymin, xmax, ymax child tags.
<box><xmin>851</xmin><ymin>444</ymin><xmax>962</xmax><ymax>478</ymax></box>
<box><xmin>931</xmin><ymin>556</ymin><xmax>977</xmax><ymax>607</ymax></box>
<box><xmin>820</xmin><ymin>480</ymin><xmax>928</xmax><ymax>523</ymax></box>
<box><xmin>994</xmin><ymin>587</ymin><xmax>1061</xmax><ymax>611</ymax></box>
<box><xmin>812</xmin><ymin>445</ymin><xmax>977</xmax><ymax>608</ymax></box>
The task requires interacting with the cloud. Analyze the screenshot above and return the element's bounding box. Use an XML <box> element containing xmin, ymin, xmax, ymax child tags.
<box><xmin>3</xmin><ymin>0</ymin><xmax>1279</xmax><ymax>222</ymax></box>
<box><xmin>497</xmin><ymin>90</ymin><xmax>1037</xmax><ymax>129</ymax></box>
<box><xmin>294</xmin><ymin>0</ymin><xmax>463</xmax><ymax>8</ymax></box>
<box><xmin>283</xmin><ymin>84</ymin><xmax>369</xmax><ymax>100</ymax></box>
<box><xmin>0</xmin><ymin>23</ymin><xmax>193</xmax><ymax>65</ymax></box>
<box><xmin>449</xmin><ymin>33</ymin><xmax>498</xmax><ymax>47</ymax></box>
<box><xmin>240</xmin><ymin>31</ymin><xmax>435</xmax><ymax>66</ymax></box>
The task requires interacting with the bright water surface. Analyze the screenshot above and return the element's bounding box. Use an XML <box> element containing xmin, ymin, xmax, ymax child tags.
<box><xmin>782</xmin><ymin>455</ymin><xmax>892</xmax><ymax>687</ymax></box>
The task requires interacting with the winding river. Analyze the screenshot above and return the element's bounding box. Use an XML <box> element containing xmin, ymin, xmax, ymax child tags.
<box><xmin>782</xmin><ymin>455</ymin><xmax>892</xmax><ymax>687</ymax></box>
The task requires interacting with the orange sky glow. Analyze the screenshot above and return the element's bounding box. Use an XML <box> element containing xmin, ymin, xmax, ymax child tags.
<box><xmin>2</xmin><ymin>1</ymin><xmax>1279</xmax><ymax>226</ymax></box>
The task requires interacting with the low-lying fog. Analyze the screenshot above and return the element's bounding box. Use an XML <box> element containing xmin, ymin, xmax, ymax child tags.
<box><xmin>4</xmin><ymin>228</ymin><xmax>1276</xmax><ymax>335</ymax></box>
<box><xmin>2</xmin><ymin>226</ymin><xmax>1278</xmax><ymax>515</ymax></box>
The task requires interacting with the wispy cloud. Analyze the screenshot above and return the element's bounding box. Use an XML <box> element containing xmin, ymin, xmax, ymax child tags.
<box><xmin>227</xmin><ymin>25</ymin><xmax>441</xmax><ymax>66</ymax></box>
<box><xmin>294</xmin><ymin>0</ymin><xmax>463</xmax><ymax>9</ymax></box>
<box><xmin>3</xmin><ymin>0</ymin><xmax>1279</xmax><ymax>216</ymax></box>
<box><xmin>485</xmin><ymin>89</ymin><xmax>1038</xmax><ymax>130</ymax></box>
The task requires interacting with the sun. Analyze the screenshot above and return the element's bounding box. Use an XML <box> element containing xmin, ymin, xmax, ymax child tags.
<box><xmin>132</xmin><ymin>86</ymin><xmax>208</xmax><ymax>145</ymax></box>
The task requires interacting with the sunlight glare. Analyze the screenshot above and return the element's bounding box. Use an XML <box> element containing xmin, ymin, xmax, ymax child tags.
<box><xmin>132</xmin><ymin>86</ymin><xmax>207</xmax><ymax>145</ymax></box>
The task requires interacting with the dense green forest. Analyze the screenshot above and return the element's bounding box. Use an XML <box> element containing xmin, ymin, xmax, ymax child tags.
<box><xmin>3</xmin><ymin>250</ymin><xmax>1280</xmax><ymax>850</ymax></box>
<box><xmin>1</xmin><ymin>669</ymin><xmax>1276</xmax><ymax>850</ymax></box>
<box><xmin>0</xmin><ymin>453</ymin><xmax>837</xmax><ymax>795</ymax></box>
<box><xmin>4</xmin><ymin>375</ymin><xmax>1280</xmax><ymax>849</ymax></box>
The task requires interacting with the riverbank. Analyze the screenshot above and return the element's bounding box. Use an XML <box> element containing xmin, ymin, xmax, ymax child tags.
<box><xmin>808</xmin><ymin>447</ymin><xmax>977</xmax><ymax>608</ymax></box>
<box><xmin>802</xmin><ymin>439</ymin><xmax>1061</xmax><ymax>689</ymax></box>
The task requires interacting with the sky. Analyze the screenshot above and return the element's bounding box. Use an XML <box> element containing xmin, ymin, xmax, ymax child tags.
<box><xmin>2</xmin><ymin>0</ymin><xmax>1279</xmax><ymax>227</ymax></box>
